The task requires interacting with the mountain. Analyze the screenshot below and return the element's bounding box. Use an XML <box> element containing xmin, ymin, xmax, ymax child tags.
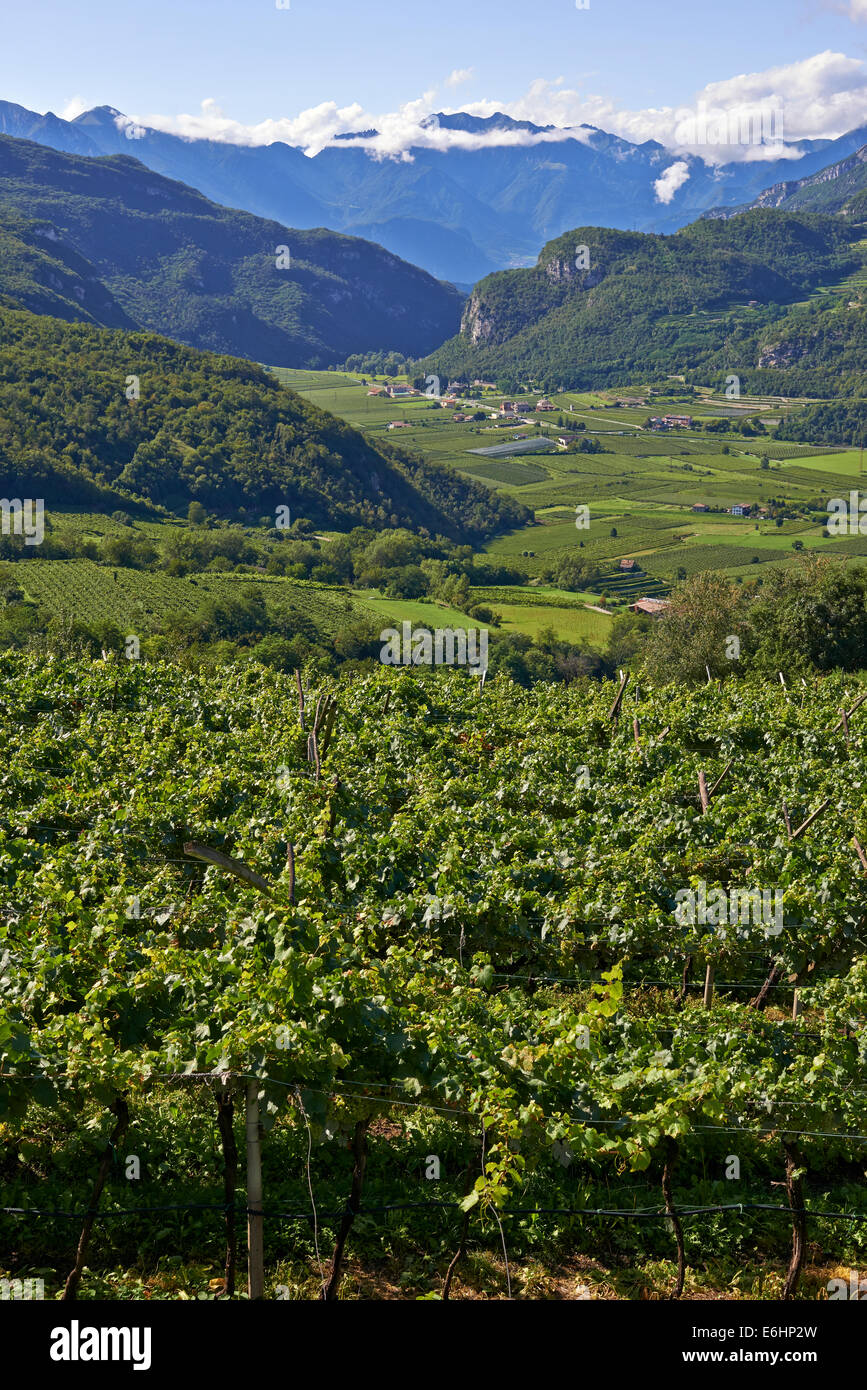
<box><xmin>0</xmin><ymin>134</ymin><xmax>464</xmax><ymax>365</ymax></box>
<box><xmin>5</xmin><ymin>99</ymin><xmax>867</xmax><ymax>284</ymax></box>
<box><xmin>0</xmin><ymin>302</ymin><xmax>528</xmax><ymax>538</ymax></box>
<box><xmin>0</xmin><ymin>205</ymin><xmax>136</xmax><ymax>328</ymax></box>
<box><xmin>420</xmin><ymin>211</ymin><xmax>867</xmax><ymax>396</ymax></box>
<box><xmin>704</xmin><ymin>143</ymin><xmax>867</xmax><ymax>221</ymax></box>
<box><xmin>0</xmin><ymin>99</ymin><xmax>103</xmax><ymax>156</ymax></box>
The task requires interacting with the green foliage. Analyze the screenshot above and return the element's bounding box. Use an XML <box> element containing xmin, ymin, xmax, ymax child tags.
<box><xmin>774</xmin><ymin>399</ymin><xmax>867</xmax><ymax>447</ymax></box>
<box><xmin>0</xmin><ymin>304</ymin><xmax>527</xmax><ymax>539</ymax></box>
<box><xmin>1</xmin><ymin>659</ymin><xmax>866</xmax><ymax>1295</ymax></box>
<box><xmin>643</xmin><ymin>556</ymin><xmax>867</xmax><ymax>682</ymax></box>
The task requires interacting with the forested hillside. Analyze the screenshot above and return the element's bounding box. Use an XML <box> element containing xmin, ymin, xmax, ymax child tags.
<box><xmin>0</xmin><ymin>135</ymin><xmax>464</xmax><ymax>364</ymax></box>
<box><xmin>773</xmin><ymin>398</ymin><xmax>867</xmax><ymax>445</ymax></box>
<box><xmin>421</xmin><ymin>212</ymin><xmax>867</xmax><ymax>395</ymax></box>
<box><xmin>0</xmin><ymin>305</ymin><xmax>528</xmax><ymax>537</ymax></box>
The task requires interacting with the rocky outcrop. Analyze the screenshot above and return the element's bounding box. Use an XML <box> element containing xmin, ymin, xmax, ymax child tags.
<box><xmin>461</xmin><ymin>293</ymin><xmax>504</xmax><ymax>345</ymax></box>
<box><xmin>543</xmin><ymin>256</ymin><xmax>603</xmax><ymax>289</ymax></box>
<box><xmin>758</xmin><ymin>338</ymin><xmax>808</xmax><ymax>368</ymax></box>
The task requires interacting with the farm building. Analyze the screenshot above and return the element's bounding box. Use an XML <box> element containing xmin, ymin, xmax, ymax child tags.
<box><xmin>650</xmin><ymin>415</ymin><xmax>692</xmax><ymax>430</ymax></box>
<box><xmin>629</xmin><ymin>598</ymin><xmax>670</xmax><ymax>617</ymax></box>
<box><xmin>692</xmin><ymin>503</ymin><xmax>710</xmax><ymax>512</ymax></box>
<box><xmin>730</xmin><ymin>503</ymin><xmax>752</xmax><ymax>516</ymax></box>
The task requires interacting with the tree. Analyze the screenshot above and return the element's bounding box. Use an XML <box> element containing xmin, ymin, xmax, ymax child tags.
<box><xmin>750</xmin><ymin>557</ymin><xmax>867</xmax><ymax>675</ymax></box>
<box><xmin>643</xmin><ymin>572</ymin><xmax>749</xmax><ymax>684</ymax></box>
<box><xmin>188</xmin><ymin>501</ymin><xmax>207</xmax><ymax>526</ymax></box>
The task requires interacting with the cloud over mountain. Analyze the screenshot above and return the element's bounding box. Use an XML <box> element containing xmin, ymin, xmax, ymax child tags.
<box><xmin>112</xmin><ymin>51</ymin><xmax>867</xmax><ymax>164</ymax></box>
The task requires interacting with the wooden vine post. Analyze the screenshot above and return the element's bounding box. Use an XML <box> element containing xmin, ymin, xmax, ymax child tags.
<box><xmin>698</xmin><ymin>770</ymin><xmax>714</xmax><ymax>1009</ymax></box>
<box><xmin>181</xmin><ymin>846</ymin><xmax>281</xmax><ymax>1300</ymax></box>
<box><xmin>246</xmin><ymin>1080</ymin><xmax>265</xmax><ymax>1300</ymax></box>
<box><xmin>661</xmin><ymin>1137</ymin><xmax>686</xmax><ymax>1298</ymax></box>
<box><xmin>607</xmin><ymin>669</ymin><xmax>630</xmax><ymax>724</ymax></box>
<box><xmin>62</xmin><ymin>1097</ymin><xmax>130</xmax><ymax>1300</ymax></box>
<box><xmin>781</xmin><ymin>1141</ymin><xmax>806</xmax><ymax>1300</ymax></box>
<box><xmin>295</xmin><ymin>668</ymin><xmax>305</xmax><ymax>730</ymax></box>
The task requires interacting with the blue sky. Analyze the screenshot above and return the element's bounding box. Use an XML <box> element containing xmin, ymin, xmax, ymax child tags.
<box><xmin>3</xmin><ymin>0</ymin><xmax>866</xmax><ymax>153</ymax></box>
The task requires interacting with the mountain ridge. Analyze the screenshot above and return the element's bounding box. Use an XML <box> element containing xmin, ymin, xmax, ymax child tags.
<box><xmin>703</xmin><ymin>142</ymin><xmax>867</xmax><ymax>221</ymax></box>
<box><xmin>5</xmin><ymin>98</ymin><xmax>867</xmax><ymax>283</ymax></box>
<box><xmin>0</xmin><ymin>133</ymin><xmax>464</xmax><ymax>365</ymax></box>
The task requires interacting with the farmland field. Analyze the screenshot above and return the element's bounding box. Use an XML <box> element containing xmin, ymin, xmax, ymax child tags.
<box><xmin>275</xmin><ymin>370</ymin><xmax>867</xmax><ymax>593</ymax></box>
<box><xmin>483</xmin><ymin>600</ymin><xmax>611</xmax><ymax>643</ymax></box>
<box><xmin>12</xmin><ymin>560</ymin><xmax>362</xmax><ymax>636</ymax></box>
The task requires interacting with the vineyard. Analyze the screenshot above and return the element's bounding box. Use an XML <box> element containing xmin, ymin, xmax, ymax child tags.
<box><xmin>1</xmin><ymin>654</ymin><xmax>866</xmax><ymax>1301</ymax></box>
<box><xmin>12</xmin><ymin>561</ymin><xmax>362</xmax><ymax>642</ymax></box>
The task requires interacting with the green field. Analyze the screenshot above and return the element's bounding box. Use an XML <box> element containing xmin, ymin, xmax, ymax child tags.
<box><xmin>486</xmin><ymin>600</ymin><xmax>611</xmax><ymax>643</ymax></box>
<box><xmin>12</xmin><ymin>372</ymin><xmax>864</xmax><ymax>659</ymax></box>
<box><xmin>267</xmin><ymin>366</ymin><xmax>867</xmax><ymax>595</ymax></box>
<box><xmin>350</xmin><ymin>593</ymin><xmax>481</xmax><ymax>631</ymax></box>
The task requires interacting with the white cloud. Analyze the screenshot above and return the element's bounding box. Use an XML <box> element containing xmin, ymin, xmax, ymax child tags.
<box><xmin>114</xmin><ymin>50</ymin><xmax>867</xmax><ymax>163</ymax></box>
<box><xmin>446</xmin><ymin>68</ymin><xmax>474</xmax><ymax>88</ymax></box>
<box><xmin>654</xmin><ymin>161</ymin><xmax>691</xmax><ymax>204</ymax></box>
<box><xmin>129</xmin><ymin>93</ymin><xmax>590</xmax><ymax>159</ymax></box>
<box><xmin>59</xmin><ymin>95</ymin><xmax>89</xmax><ymax>121</ymax></box>
<box><xmin>822</xmin><ymin>0</ymin><xmax>867</xmax><ymax>21</ymax></box>
<box><xmin>467</xmin><ymin>53</ymin><xmax>867</xmax><ymax>162</ymax></box>
<box><xmin>129</xmin><ymin>96</ymin><xmax>370</xmax><ymax>156</ymax></box>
